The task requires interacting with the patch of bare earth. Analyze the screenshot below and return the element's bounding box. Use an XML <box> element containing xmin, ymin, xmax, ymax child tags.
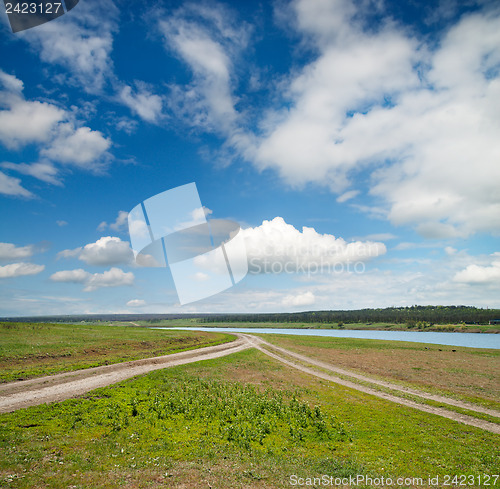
<box><xmin>261</xmin><ymin>337</ymin><xmax>500</xmax><ymax>403</ymax></box>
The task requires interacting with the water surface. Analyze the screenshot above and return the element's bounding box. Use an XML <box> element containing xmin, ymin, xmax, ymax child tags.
<box><xmin>158</xmin><ymin>327</ymin><xmax>499</xmax><ymax>349</ymax></box>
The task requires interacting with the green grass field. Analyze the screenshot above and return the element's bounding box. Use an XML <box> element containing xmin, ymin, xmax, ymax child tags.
<box><xmin>1</xmin><ymin>349</ymin><xmax>498</xmax><ymax>488</ymax></box>
<box><xmin>0</xmin><ymin>323</ymin><xmax>498</xmax><ymax>488</ymax></box>
<box><xmin>0</xmin><ymin>322</ymin><xmax>234</xmax><ymax>383</ymax></box>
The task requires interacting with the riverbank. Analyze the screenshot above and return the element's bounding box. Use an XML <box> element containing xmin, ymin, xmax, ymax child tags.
<box><xmin>120</xmin><ymin>318</ymin><xmax>500</xmax><ymax>334</ymax></box>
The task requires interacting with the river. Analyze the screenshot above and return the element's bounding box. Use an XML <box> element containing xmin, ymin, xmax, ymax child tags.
<box><xmin>157</xmin><ymin>327</ymin><xmax>499</xmax><ymax>349</ymax></box>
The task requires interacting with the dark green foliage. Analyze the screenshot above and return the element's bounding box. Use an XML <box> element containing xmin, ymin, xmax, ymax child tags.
<box><xmin>3</xmin><ymin>305</ymin><xmax>500</xmax><ymax>326</ymax></box>
<box><xmin>202</xmin><ymin>305</ymin><xmax>500</xmax><ymax>325</ymax></box>
<box><xmin>70</xmin><ymin>378</ymin><xmax>350</xmax><ymax>453</ymax></box>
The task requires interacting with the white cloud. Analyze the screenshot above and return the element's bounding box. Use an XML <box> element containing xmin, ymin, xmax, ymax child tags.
<box><xmin>0</xmin><ymin>71</ymin><xmax>114</xmax><ymax>191</ymax></box>
<box><xmin>336</xmin><ymin>190</ymin><xmax>359</xmax><ymax>203</ymax></box>
<box><xmin>58</xmin><ymin>237</ymin><xmax>134</xmax><ymax>266</ymax></box>
<box><xmin>159</xmin><ymin>2</ymin><xmax>250</xmax><ymax>133</ymax></box>
<box><xmin>57</xmin><ymin>247</ymin><xmax>82</xmax><ymax>259</ymax></box>
<box><xmin>282</xmin><ymin>291</ymin><xmax>315</xmax><ymax>307</ymax></box>
<box><xmin>126</xmin><ymin>299</ymin><xmax>146</xmax><ymax>307</ymax></box>
<box><xmin>362</xmin><ymin>233</ymin><xmax>397</xmax><ymax>241</ymax></box>
<box><xmin>84</xmin><ymin>267</ymin><xmax>134</xmax><ymax>292</ymax></box>
<box><xmin>176</xmin><ymin>206</ymin><xmax>213</xmax><ymax>230</ymax></box>
<box><xmin>241</xmin><ymin>216</ymin><xmax>386</xmax><ymax>273</ymax></box>
<box><xmin>0</xmin><ymin>96</ymin><xmax>66</xmax><ymax>150</ymax></box>
<box><xmin>260</xmin><ymin>1</ymin><xmax>500</xmax><ymax>236</ymax></box>
<box><xmin>50</xmin><ymin>268</ymin><xmax>90</xmax><ymax>283</ymax></box>
<box><xmin>453</xmin><ymin>254</ymin><xmax>500</xmax><ymax>285</ymax></box>
<box><xmin>0</xmin><ymin>171</ymin><xmax>34</xmax><ymax>198</ymax></box>
<box><xmin>162</xmin><ymin>1</ymin><xmax>500</xmax><ymax>239</ymax></box>
<box><xmin>194</xmin><ymin>272</ymin><xmax>210</xmax><ymax>282</ymax></box>
<box><xmin>0</xmin><ymin>242</ymin><xmax>34</xmax><ymax>260</ymax></box>
<box><xmin>1</xmin><ymin>161</ymin><xmax>61</xmax><ymax>185</ymax></box>
<box><xmin>50</xmin><ymin>267</ymin><xmax>134</xmax><ymax>292</ymax></box>
<box><xmin>120</xmin><ymin>85</ymin><xmax>163</xmax><ymax>123</ymax></box>
<box><xmin>0</xmin><ymin>262</ymin><xmax>45</xmax><ymax>278</ymax></box>
<box><xmin>42</xmin><ymin>125</ymin><xmax>111</xmax><ymax>170</ymax></box>
<box><xmin>98</xmin><ymin>211</ymin><xmax>129</xmax><ymax>232</ymax></box>
<box><xmin>18</xmin><ymin>0</ymin><xmax>118</xmax><ymax>93</ymax></box>
<box><xmin>0</xmin><ymin>70</ymin><xmax>24</xmax><ymax>93</ymax></box>
<box><xmin>56</xmin><ymin>220</ymin><xmax>68</xmax><ymax>227</ymax></box>
<box><xmin>251</xmin><ymin>0</ymin><xmax>420</xmax><ymax>191</ymax></box>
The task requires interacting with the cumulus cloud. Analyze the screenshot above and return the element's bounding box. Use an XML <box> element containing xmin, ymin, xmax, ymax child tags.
<box><xmin>0</xmin><ymin>262</ymin><xmax>45</xmax><ymax>278</ymax></box>
<box><xmin>255</xmin><ymin>0</ymin><xmax>500</xmax><ymax>236</ymax></box>
<box><xmin>282</xmin><ymin>291</ymin><xmax>315</xmax><ymax>307</ymax></box>
<box><xmin>157</xmin><ymin>1</ymin><xmax>500</xmax><ymax>239</ymax></box>
<box><xmin>126</xmin><ymin>299</ymin><xmax>146</xmax><ymax>307</ymax></box>
<box><xmin>241</xmin><ymin>216</ymin><xmax>386</xmax><ymax>273</ymax></box>
<box><xmin>50</xmin><ymin>267</ymin><xmax>134</xmax><ymax>292</ymax></box>
<box><xmin>84</xmin><ymin>267</ymin><xmax>134</xmax><ymax>292</ymax></box>
<box><xmin>0</xmin><ymin>70</ymin><xmax>113</xmax><ymax>190</ymax></box>
<box><xmin>453</xmin><ymin>253</ymin><xmax>500</xmax><ymax>285</ymax></box>
<box><xmin>50</xmin><ymin>268</ymin><xmax>90</xmax><ymax>283</ymax></box>
<box><xmin>41</xmin><ymin>125</ymin><xmax>111</xmax><ymax>170</ymax></box>
<box><xmin>97</xmin><ymin>211</ymin><xmax>129</xmax><ymax>232</ymax></box>
<box><xmin>58</xmin><ymin>236</ymin><xmax>134</xmax><ymax>266</ymax></box>
<box><xmin>336</xmin><ymin>190</ymin><xmax>359</xmax><ymax>203</ymax></box>
<box><xmin>0</xmin><ymin>242</ymin><xmax>34</xmax><ymax>261</ymax></box>
<box><xmin>0</xmin><ymin>94</ymin><xmax>66</xmax><ymax>150</ymax></box>
<box><xmin>253</xmin><ymin>2</ymin><xmax>420</xmax><ymax>190</ymax></box>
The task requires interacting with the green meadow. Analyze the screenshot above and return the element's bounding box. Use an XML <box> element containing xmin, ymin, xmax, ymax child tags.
<box><xmin>0</xmin><ymin>323</ymin><xmax>498</xmax><ymax>488</ymax></box>
<box><xmin>0</xmin><ymin>322</ymin><xmax>233</xmax><ymax>383</ymax></box>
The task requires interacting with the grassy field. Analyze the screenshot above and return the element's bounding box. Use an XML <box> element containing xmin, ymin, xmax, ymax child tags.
<box><xmin>0</xmin><ymin>322</ymin><xmax>234</xmax><ymax>383</ymax></box>
<box><xmin>1</xmin><ymin>349</ymin><xmax>499</xmax><ymax>488</ymax></box>
<box><xmin>258</xmin><ymin>334</ymin><xmax>500</xmax><ymax>409</ymax></box>
<box><xmin>116</xmin><ymin>318</ymin><xmax>500</xmax><ymax>333</ymax></box>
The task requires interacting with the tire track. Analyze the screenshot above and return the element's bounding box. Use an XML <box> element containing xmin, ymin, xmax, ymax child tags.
<box><xmin>242</xmin><ymin>334</ymin><xmax>500</xmax><ymax>434</ymax></box>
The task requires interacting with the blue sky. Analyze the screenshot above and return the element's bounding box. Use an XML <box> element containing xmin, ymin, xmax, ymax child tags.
<box><xmin>1</xmin><ymin>0</ymin><xmax>499</xmax><ymax>316</ymax></box>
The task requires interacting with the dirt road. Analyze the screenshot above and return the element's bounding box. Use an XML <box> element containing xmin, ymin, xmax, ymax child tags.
<box><xmin>0</xmin><ymin>335</ymin><xmax>251</xmax><ymax>413</ymax></box>
<box><xmin>1</xmin><ymin>332</ymin><xmax>498</xmax><ymax>434</ymax></box>
<box><xmin>243</xmin><ymin>334</ymin><xmax>500</xmax><ymax>435</ymax></box>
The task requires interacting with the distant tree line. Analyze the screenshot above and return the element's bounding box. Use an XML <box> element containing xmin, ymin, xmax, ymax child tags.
<box><xmin>0</xmin><ymin>314</ymin><xmax>210</xmax><ymax>323</ymax></box>
<box><xmin>201</xmin><ymin>306</ymin><xmax>500</xmax><ymax>325</ymax></box>
<box><xmin>2</xmin><ymin>306</ymin><xmax>499</xmax><ymax>325</ymax></box>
